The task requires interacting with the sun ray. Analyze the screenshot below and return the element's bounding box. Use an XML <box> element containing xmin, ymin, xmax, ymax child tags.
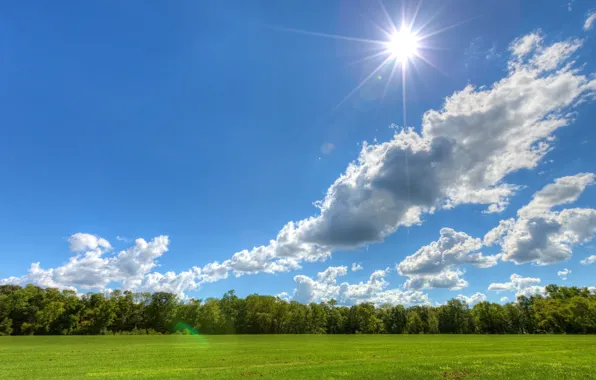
<box><xmin>362</xmin><ymin>13</ymin><xmax>394</xmax><ymax>40</ymax></box>
<box><xmin>414</xmin><ymin>52</ymin><xmax>450</xmax><ymax>77</ymax></box>
<box><xmin>409</xmin><ymin>1</ymin><xmax>423</xmax><ymax>31</ymax></box>
<box><xmin>381</xmin><ymin>59</ymin><xmax>401</xmax><ymax>104</ymax></box>
<box><xmin>346</xmin><ymin>50</ymin><xmax>390</xmax><ymax>67</ymax></box>
<box><xmin>417</xmin><ymin>15</ymin><xmax>481</xmax><ymax>40</ymax></box>
<box><xmin>401</xmin><ymin>58</ymin><xmax>411</xmax><ymax>238</ymax></box>
<box><xmin>268</xmin><ymin>25</ymin><xmax>387</xmax><ymax>46</ymax></box>
<box><xmin>331</xmin><ymin>55</ymin><xmax>394</xmax><ymax>112</ymax></box>
<box><xmin>379</xmin><ymin>0</ymin><xmax>397</xmax><ymax>36</ymax></box>
<box><xmin>401</xmin><ymin>62</ymin><xmax>408</xmax><ymax>127</ymax></box>
<box><xmin>413</xmin><ymin>5</ymin><xmax>447</xmax><ymax>35</ymax></box>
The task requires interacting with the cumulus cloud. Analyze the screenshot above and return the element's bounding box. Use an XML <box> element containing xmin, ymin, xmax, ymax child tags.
<box><xmin>291</xmin><ymin>266</ymin><xmax>428</xmax><ymax>306</ymax></box>
<box><xmin>455</xmin><ymin>292</ymin><xmax>487</xmax><ymax>305</ymax></box>
<box><xmin>486</xmin><ymin>173</ymin><xmax>596</xmax><ymax>265</ymax></box>
<box><xmin>317</xmin><ymin>266</ymin><xmax>348</xmax><ymax>284</ymax></box>
<box><xmin>195</xmin><ymin>222</ymin><xmax>330</xmax><ymax>285</ymax></box>
<box><xmin>69</xmin><ymin>233</ymin><xmax>112</xmax><ymax>252</ymax></box>
<box><xmin>483</xmin><ymin>219</ymin><xmax>516</xmax><ymax>247</ymax></box>
<box><xmin>351</xmin><ymin>262</ymin><xmax>363</xmax><ymax>272</ymax></box>
<box><xmin>488</xmin><ymin>274</ymin><xmax>546</xmax><ymax>298</ymax></box>
<box><xmin>500</xmin><ymin>296</ymin><xmax>510</xmax><ymax>303</ymax></box>
<box><xmin>293</xmin><ymin>266</ymin><xmax>350</xmax><ymax>304</ymax></box>
<box><xmin>276</xmin><ymin>292</ymin><xmax>291</xmax><ymax>302</ymax></box>
<box><xmin>557</xmin><ymin>268</ymin><xmax>571</xmax><ymax>280</ymax></box>
<box><xmin>403</xmin><ymin>270</ymin><xmax>469</xmax><ymax>291</ymax></box>
<box><xmin>0</xmin><ymin>233</ymin><xmax>201</xmax><ymax>297</ymax></box>
<box><xmin>584</xmin><ymin>12</ymin><xmax>596</xmax><ymax>31</ymax></box>
<box><xmin>136</xmin><ymin>267</ymin><xmax>202</xmax><ymax>298</ymax></box>
<box><xmin>518</xmin><ymin>174</ymin><xmax>595</xmax><ymax>219</ymax></box>
<box><xmin>397</xmin><ymin>228</ymin><xmax>498</xmax><ymax>290</ymax></box>
<box><xmin>0</xmin><ymin>263</ymin><xmax>77</xmax><ymax>292</ymax></box>
<box><xmin>580</xmin><ymin>255</ymin><xmax>596</xmax><ymax>265</ymax></box>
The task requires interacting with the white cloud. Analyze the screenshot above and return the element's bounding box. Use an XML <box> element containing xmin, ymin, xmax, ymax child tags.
<box><xmin>0</xmin><ymin>263</ymin><xmax>76</xmax><ymax>292</ymax></box>
<box><xmin>135</xmin><ymin>267</ymin><xmax>202</xmax><ymax>298</ymax></box>
<box><xmin>0</xmin><ymin>233</ymin><xmax>197</xmax><ymax>295</ymax></box>
<box><xmin>509</xmin><ymin>33</ymin><xmax>543</xmax><ymax>59</ymax></box>
<box><xmin>276</xmin><ymin>292</ymin><xmax>291</xmax><ymax>302</ymax></box>
<box><xmin>290</xmin><ymin>266</ymin><xmax>428</xmax><ymax>306</ymax></box>
<box><xmin>317</xmin><ymin>266</ymin><xmax>348</xmax><ymax>284</ymax></box>
<box><xmin>584</xmin><ymin>12</ymin><xmax>596</xmax><ymax>31</ymax></box>
<box><xmin>580</xmin><ymin>255</ymin><xmax>596</xmax><ymax>265</ymax></box>
<box><xmin>403</xmin><ymin>270</ymin><xmax>469</xmax><ymax>291</ymax></box>
<box><xmin>195</xmin><ymin>222</ymin><xmax>331</xmax><ymax>285</ymax></box>
<box><xmin>518</xmin><ymin>173</ymin><xmax>595</xmax><ymax>219</ymax></box>
<box><xmin>68</xmin><ymin>233</ymin><xmax>112</xmax><ymax>252</ymax></box>
<box><xmin>487</xmin><ymin>173</ymin><xmax>596</xmax><ymax>265</ymax></box>
<box><xmin>488</xmin><ymin>274</ymin><xmax>546</xmax><ymax>298</ymax></box>
<box><xmin>500</xmin><ymin>296</ymin><xmax>510</xmax><ymax>303</ymax></box>
<box><xmin>484</xmin><ymin>219</ymin><xmax>515</xmax><ymax>247</ymax></box>
<box><xmin>351</xmin><ymin>262</ymin><xmax>364</xmax><ymax>272</ymax></box>
<box><xmin>116</xmin><ymin>236</ymin><xmax>129</xmax><ymax>242</ymax></box>
<box><xmin>557</xmin><ymin>268</ymin><xmax>571</xmax><ymax>280</ymax></box>
<box><xmin>397</xmin><ymin>228</ymin><xmax>498</xmax><ymax>290</ymax></box>
<box><xmin>455</xmin><ymin>292</ymin><xmax>487</xmax><ymax>305</ymax></box>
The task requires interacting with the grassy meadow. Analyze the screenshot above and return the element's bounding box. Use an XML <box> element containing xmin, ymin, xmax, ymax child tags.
<box><xmin>1</xmin><ymin>335</ymin><xmax>595</xmax><ymax>379</ymax></box>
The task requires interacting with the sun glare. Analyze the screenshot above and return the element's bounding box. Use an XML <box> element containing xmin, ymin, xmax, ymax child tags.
<box><xmin>272</xmin><ymin>2</ymin><xmax>458</xmax><ymax>118</ymax></box>
<box><xmin>387</xmin><ymin>27</ymin><xmax>419</xmax><ymax>62</ymax></box>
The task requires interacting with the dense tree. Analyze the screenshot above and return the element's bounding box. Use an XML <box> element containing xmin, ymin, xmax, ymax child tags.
<box><xmin>406</xmin><ymin>311</ymin><xmax>423</xmax><ymax>334</ymax></box>
<box><xmin>0</xmin><ymin>284</ymin><xmax>594</xmax><ymax>335</ymax></box>
<box><xmin>438</xmin><ymin>299</ymin><xmax>471</xmax><ymax>334</ymax></box>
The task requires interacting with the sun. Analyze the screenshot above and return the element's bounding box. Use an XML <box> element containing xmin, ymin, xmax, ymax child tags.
<box><xmin>386</xmin><ymin>27</ymin><xmax>419</xmax><ymax>62</ymax></box>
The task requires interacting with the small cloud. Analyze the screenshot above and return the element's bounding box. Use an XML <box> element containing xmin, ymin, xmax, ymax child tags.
<box><xmin>580</xmin><ymin>255</ymin><xmax>596</xmax><ymax>265</ymax></box>
<box><xmin>568</xmin><ymin>0</ymin><xmax>574</xmax><ymax>12</ymax></box>
<box><xmin>585</xmin><ymin>12</ymin><xmax>596</xmax><ymax>31</ymax></box>
<box><xmin>276</xmin><ymin>292</ymin><xmax>291</xmax><ymax>302</ymax></box>
<box><xmin>464</xmin><ymin>37</ymin><xmax>500</xmax><ymax>69</ymax></box>
<box><xmin>116</xmin><ymin>236</ymin><xmax>129</xmax><ymax>242</ymax></box>
<box><xmin>351</xmin><ymin>262</ymin><xmax>363</xmax><ymax>272</ymax></box>
<box><xmin>557</xmin><ymin>268</ymin><xmax>571</xmax><ymax>280</ymax></box>
<box><xmin>500</xmin><ymin>296</ymin><xmax>509</xmax><ymax>303</ymax></box>
<box><xmin>320</xmin><ymin>143</ymin><xmax>335</xmax><ymax>155</ymax></box>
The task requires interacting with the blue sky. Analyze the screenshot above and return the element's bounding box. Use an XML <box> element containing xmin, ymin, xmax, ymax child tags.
<box><xmin>1</xmin><ymin>0</ymin><xmax>596</xmax><ymax>306</ymax></box>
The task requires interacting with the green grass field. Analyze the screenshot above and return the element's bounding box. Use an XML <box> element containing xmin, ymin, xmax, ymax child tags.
<box><xmin>1</xmin><ymin>335</ymin><xmax>595</xmax><ymax>379</ymax></box>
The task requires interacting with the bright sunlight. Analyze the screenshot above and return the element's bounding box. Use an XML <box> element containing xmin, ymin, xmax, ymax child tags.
<box><xmin>387</xmin><ymin>27</ymin><xmax>419</xmax><ymax>62</ymax></box>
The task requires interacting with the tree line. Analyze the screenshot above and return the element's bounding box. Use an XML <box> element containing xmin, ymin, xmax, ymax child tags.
<box><xmin>0</xmin><ymin>284</ymin><xmax>594</xmax><ymax>336</ymax></box>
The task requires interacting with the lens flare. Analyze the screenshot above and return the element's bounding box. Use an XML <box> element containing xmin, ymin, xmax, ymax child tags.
<box><xmin>174</xmin><ymin>322</ymin><xmax>209</xmax><ymax>343</ymax></box>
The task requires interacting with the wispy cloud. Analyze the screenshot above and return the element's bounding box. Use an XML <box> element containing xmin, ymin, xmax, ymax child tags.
<box><xmin>585</xmin><ymin>12</ymin><xmax>596</xmax><ymax>31</ymax></box>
